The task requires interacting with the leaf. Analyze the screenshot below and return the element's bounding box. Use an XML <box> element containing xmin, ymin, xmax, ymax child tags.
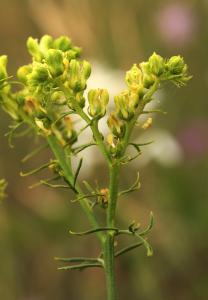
<box><xmin>73</xmin><ymin>157</ymin><xmax>83</xmax><ymax>187</ymax></box>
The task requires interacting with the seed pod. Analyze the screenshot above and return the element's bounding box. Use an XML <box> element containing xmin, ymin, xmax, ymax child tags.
<box><xmin>45</xmin><ymin>49</ymin><xmax>64</xmax><ymax>77</ymax></box>
<box><xmin>88</xmin><ymin>88</ymin><xmax>109</xmax><ymax>118</ymax></box>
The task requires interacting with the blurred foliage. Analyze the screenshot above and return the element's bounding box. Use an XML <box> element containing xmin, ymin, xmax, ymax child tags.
<box><xmin>0</xmin><ymin>0</ymin><xmax>207</xmax><ymax>299</ymax></box>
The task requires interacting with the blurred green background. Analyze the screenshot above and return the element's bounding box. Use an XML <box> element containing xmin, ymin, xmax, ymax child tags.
<box><xmin>0</xmin><ymin>0</ymin><xmax>208</xmax><ymax>299</ymax></box>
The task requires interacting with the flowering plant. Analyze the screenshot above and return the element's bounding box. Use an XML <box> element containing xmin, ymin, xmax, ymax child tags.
<box><xmin>0</xmin><ymin>35</ymin><xmax>191</xmax><ymax>300</ymax></box>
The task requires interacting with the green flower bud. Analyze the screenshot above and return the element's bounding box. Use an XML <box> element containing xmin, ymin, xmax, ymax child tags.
<box><xmin>88</xmin><ymin>88</ymin><xmax>109</xmax><ymax>118</ymax></box>
<box><xmin>82</xmin><ymin>60</ymin><xmax>91</xmax><ymax>79</ymax></box>
<box><xmin>39</xmin><ymin>35</ymin><xmax>53</xmax><ymax>54</ymax></box>
<box><xmin>51</xmin><ymin>91</ymin><xmax>66</xmax><ymax>104</ymax></box>
<box><xmin>167</xmin><ymin>56</ymin><xmax>186</xmax><ymax>75</ymax></box>
<box><xmin>114</xmin><ymin>90</ymin><xmax>139</xmax><ymax>120</ymax></box>
<box><xmin>17</xmin><ymin>64</ymin><xmax>32</xmax><ymax>83</ymax></box>
<box><xmin>26</xmin><ymin>37</ymin><xmax>42</xmax><ymax>61</ymax></box>
<box><xmin>0</xmin><ymin>55</ymin><xmax>8</xmax><ymax>81</ymax></box>
<box><xmin>54</xmin><ymin>36</ymin><xmax>72</xmax><ymax>51</ymax></box>
<box><xmin>107</xmin><ymin>112</ymin><xmax>125</xmax><ymax>137</ymax></box>
<box><xmin>27</xmin><ymin>63</ymin><xmax>49</xmax><ymax>86</ymax></box>
<box><xmin>125</xmin><ymin>64</ymin><xmax>142</xmax><ymax>88</ymax></box>
<box><xmin>73</xmin><ymin>46</ymin><xmax>82</xmax><ymax>57</ymax></box>
<box><xmin>68</xmin><ymin>59</ymin><xmax>91</xmax><ymax>92</ymax></box>
<box><xmin>148</xmin><ymin>52</ymin><xmax>165</xmax><ymax>76</ymax></box>
<box><xmin>76</xmin><ymin>91</ymin><xmax>85</xmax><ymax>108</ymax></box>
<box><xmin>65</xmin><ymin>50</ymin><xmax>80</xmax><ymax>62</ymax></box>
<box><xmin>143</xmin><ymin>74</ymin><xmax>156</xmax><ymax>89</ymax></box>
<box><xmin>140</xmin><ymin>61</ymin><xmax>151</xmax><ymax>75</ymax></box>
<box><xmin>35</xmin><ymin>118</ymin><xmax>51</xmax><ymax>136</ymax></box>
<box><xmin>45</xmin><ymin>49</ymin><xmax>64</xmax><ymax>77</ymax></box>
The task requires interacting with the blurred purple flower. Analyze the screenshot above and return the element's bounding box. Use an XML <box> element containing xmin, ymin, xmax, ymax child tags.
<box><xmin>155</xmin><ymin>2</ymin><xmax>198</xmax><ymax>47</ymax></box>
<box><xmin>178</xmin><ymin>120</ymin><xmax>208</xmax><ymax>159</ymax></box>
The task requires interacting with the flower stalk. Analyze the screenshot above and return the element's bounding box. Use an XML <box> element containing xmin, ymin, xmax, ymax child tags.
<box><xmin>0</xmin><ymin>35</ymin><xmax>191</xmax><ymax>300</ymax></box>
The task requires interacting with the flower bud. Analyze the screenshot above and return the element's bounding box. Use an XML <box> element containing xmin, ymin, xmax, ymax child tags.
<box><xmin>167</xmin><ymin>56</ymin><xmax>186</xmax><ymax>75</ymax></box>
<box><xmin>114</xmin><ymin>89</ymin><xmax>139</xmax><ymax>120</ymax></box>
<box><xmin>45</xmin><ymin>49</ymin><xmax>64</xmax><ymax>77</ymax></box>
<box><xmin>65</xmin><ymin>50</ymin><xmax>79</xmax><ymax>61</ymax></box>
<box><xmin>54</xmin><ymin>36</ymin><xmax>72</xmax><ymax>51</ymax></box>
<box><xmin>82</xmin><ymin>60</ymin><xmax>91</xmax><ymax>79</ymax></box>
<box><xmin>63</xmin><ymin>116</ymin><xmax>77</xmax><ymax>144</ymax></box>
<box><xmin>26</xmin><ymin>37</ymin><xmax>42</xmax><ymax>61</ymax></box>
<box><xmin>107</xmin><ymin>133</ymin><xmax>116</xmax><ymax>150</ymax></box>
<box><xmin>39</xmin><ymin>35</ymin><xmax>53</xmax><ymax>54</ymax></box>
<box><xmin>148</xmin><ymin>52</ymin><xmax>165</xmax><ymax>76</ymax></box>
<box><xmin>142</xmin><ymin>117</ymin><xmax>153</xmax><ymax>130</ymax></box>
<box><xmin>107</xmin><ymin>112</ymin><xmax>125</xmax><ymax>138</ymax></box>
<box><xmin>68</xmin><ymin>59</ymin><xmax>91</xmax><ymax>92</ymax></box>
<box><xmin>125</xmin><ymin>64</ymin><xmax>142</xmax><ymax>88</ymax></box>
<box><xmin>17</xmin><ymin>65</ymin><xmax>32</xmax><ymax>84</ymax></box>
<box><xmin>35</xmin><ymin>118</ymin><xmax>51</xmax><ymax>136</ymax></box>
<box><xmin>0</xmin><ymin>55</ymin><xmax>8</xmax><ymax>81</ymax></box>
<box><xmin>88</xmin><ymin>88</ymin><xmax>109</xmax><ymax>118</ymax></box>
<box><xmin>143</xmin><ymin>74</ymin><xmax>156</xmax><ymax>89</ymax></box>
<box><xmin>27</xmin><ymin>63</ymin><xmax>49</xmax><ymax>86</ymax></box>
<box><xmin>75</xmin><ymin>91</ymin><xmax>85</xmax><ymax>108</ymax></box>
<box><xmin>51</xmin><ymin>91</ymin><xmax>66</xmax><ymax>104</ymax></box>
<box><xmin>73</xmin><ymin>47</ymin><xmax>82</xmax><ymax>57</ymax></box>
<box><xmin>23</xmin><ymin>97</ymin><xmax>40</xmax><ymax>116</ymax></box>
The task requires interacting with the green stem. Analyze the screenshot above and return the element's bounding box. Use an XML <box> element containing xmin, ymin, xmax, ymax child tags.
<box><xmin>47</xmin><ymin>134</ymin><xmax>104</xmax><ymax>242</ymax></box>
<box><xmin>103</xmin><ymin>162</ymin><xmax>120</xmax><ymax>300</ymax></box>
<box><xmin>59</xmin><ymin>83</ymin><xmax>111</xmax><ymax>164</ymax></box>
<box><xmin>58</xmin><ymin>80</ymin><xmax>159</xmax><ymax>299</ymax></box>
<box><xmin>102</xmin><ymin>83</ymin><xmax>159</xmax><ymax>298</ymax></box>
<box><xmin>120</xmin><ymin>80</ymin><xmax>160</xmax><ymax>156</ymax></box>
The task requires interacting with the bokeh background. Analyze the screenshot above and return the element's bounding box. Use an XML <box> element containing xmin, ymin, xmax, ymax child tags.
<box><xmin>0</xmin><ymin>0</ymin><xmax>208</xmax><ymax>299</ymax></box>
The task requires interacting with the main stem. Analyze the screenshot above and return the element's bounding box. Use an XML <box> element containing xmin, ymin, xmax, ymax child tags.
<box><xmin>103</xmin><ymin>162</ymin><xmax>120</xmax><ymax>300</ymax></box>
<box><xmin>59</xmin><ymin>81</ymin><xmax>159</xmax><ymax>299</ymax></box>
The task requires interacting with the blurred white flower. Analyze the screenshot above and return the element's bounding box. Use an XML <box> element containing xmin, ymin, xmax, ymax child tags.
<box><xmin>134</xmin><ymin>128</ymin><xmax>183</xmax><ymax>168</ymax></box>
<box><xmin>87</xmin><ymin>61</ymin><xmax>125</xmax><ymax>96</ymax></box>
